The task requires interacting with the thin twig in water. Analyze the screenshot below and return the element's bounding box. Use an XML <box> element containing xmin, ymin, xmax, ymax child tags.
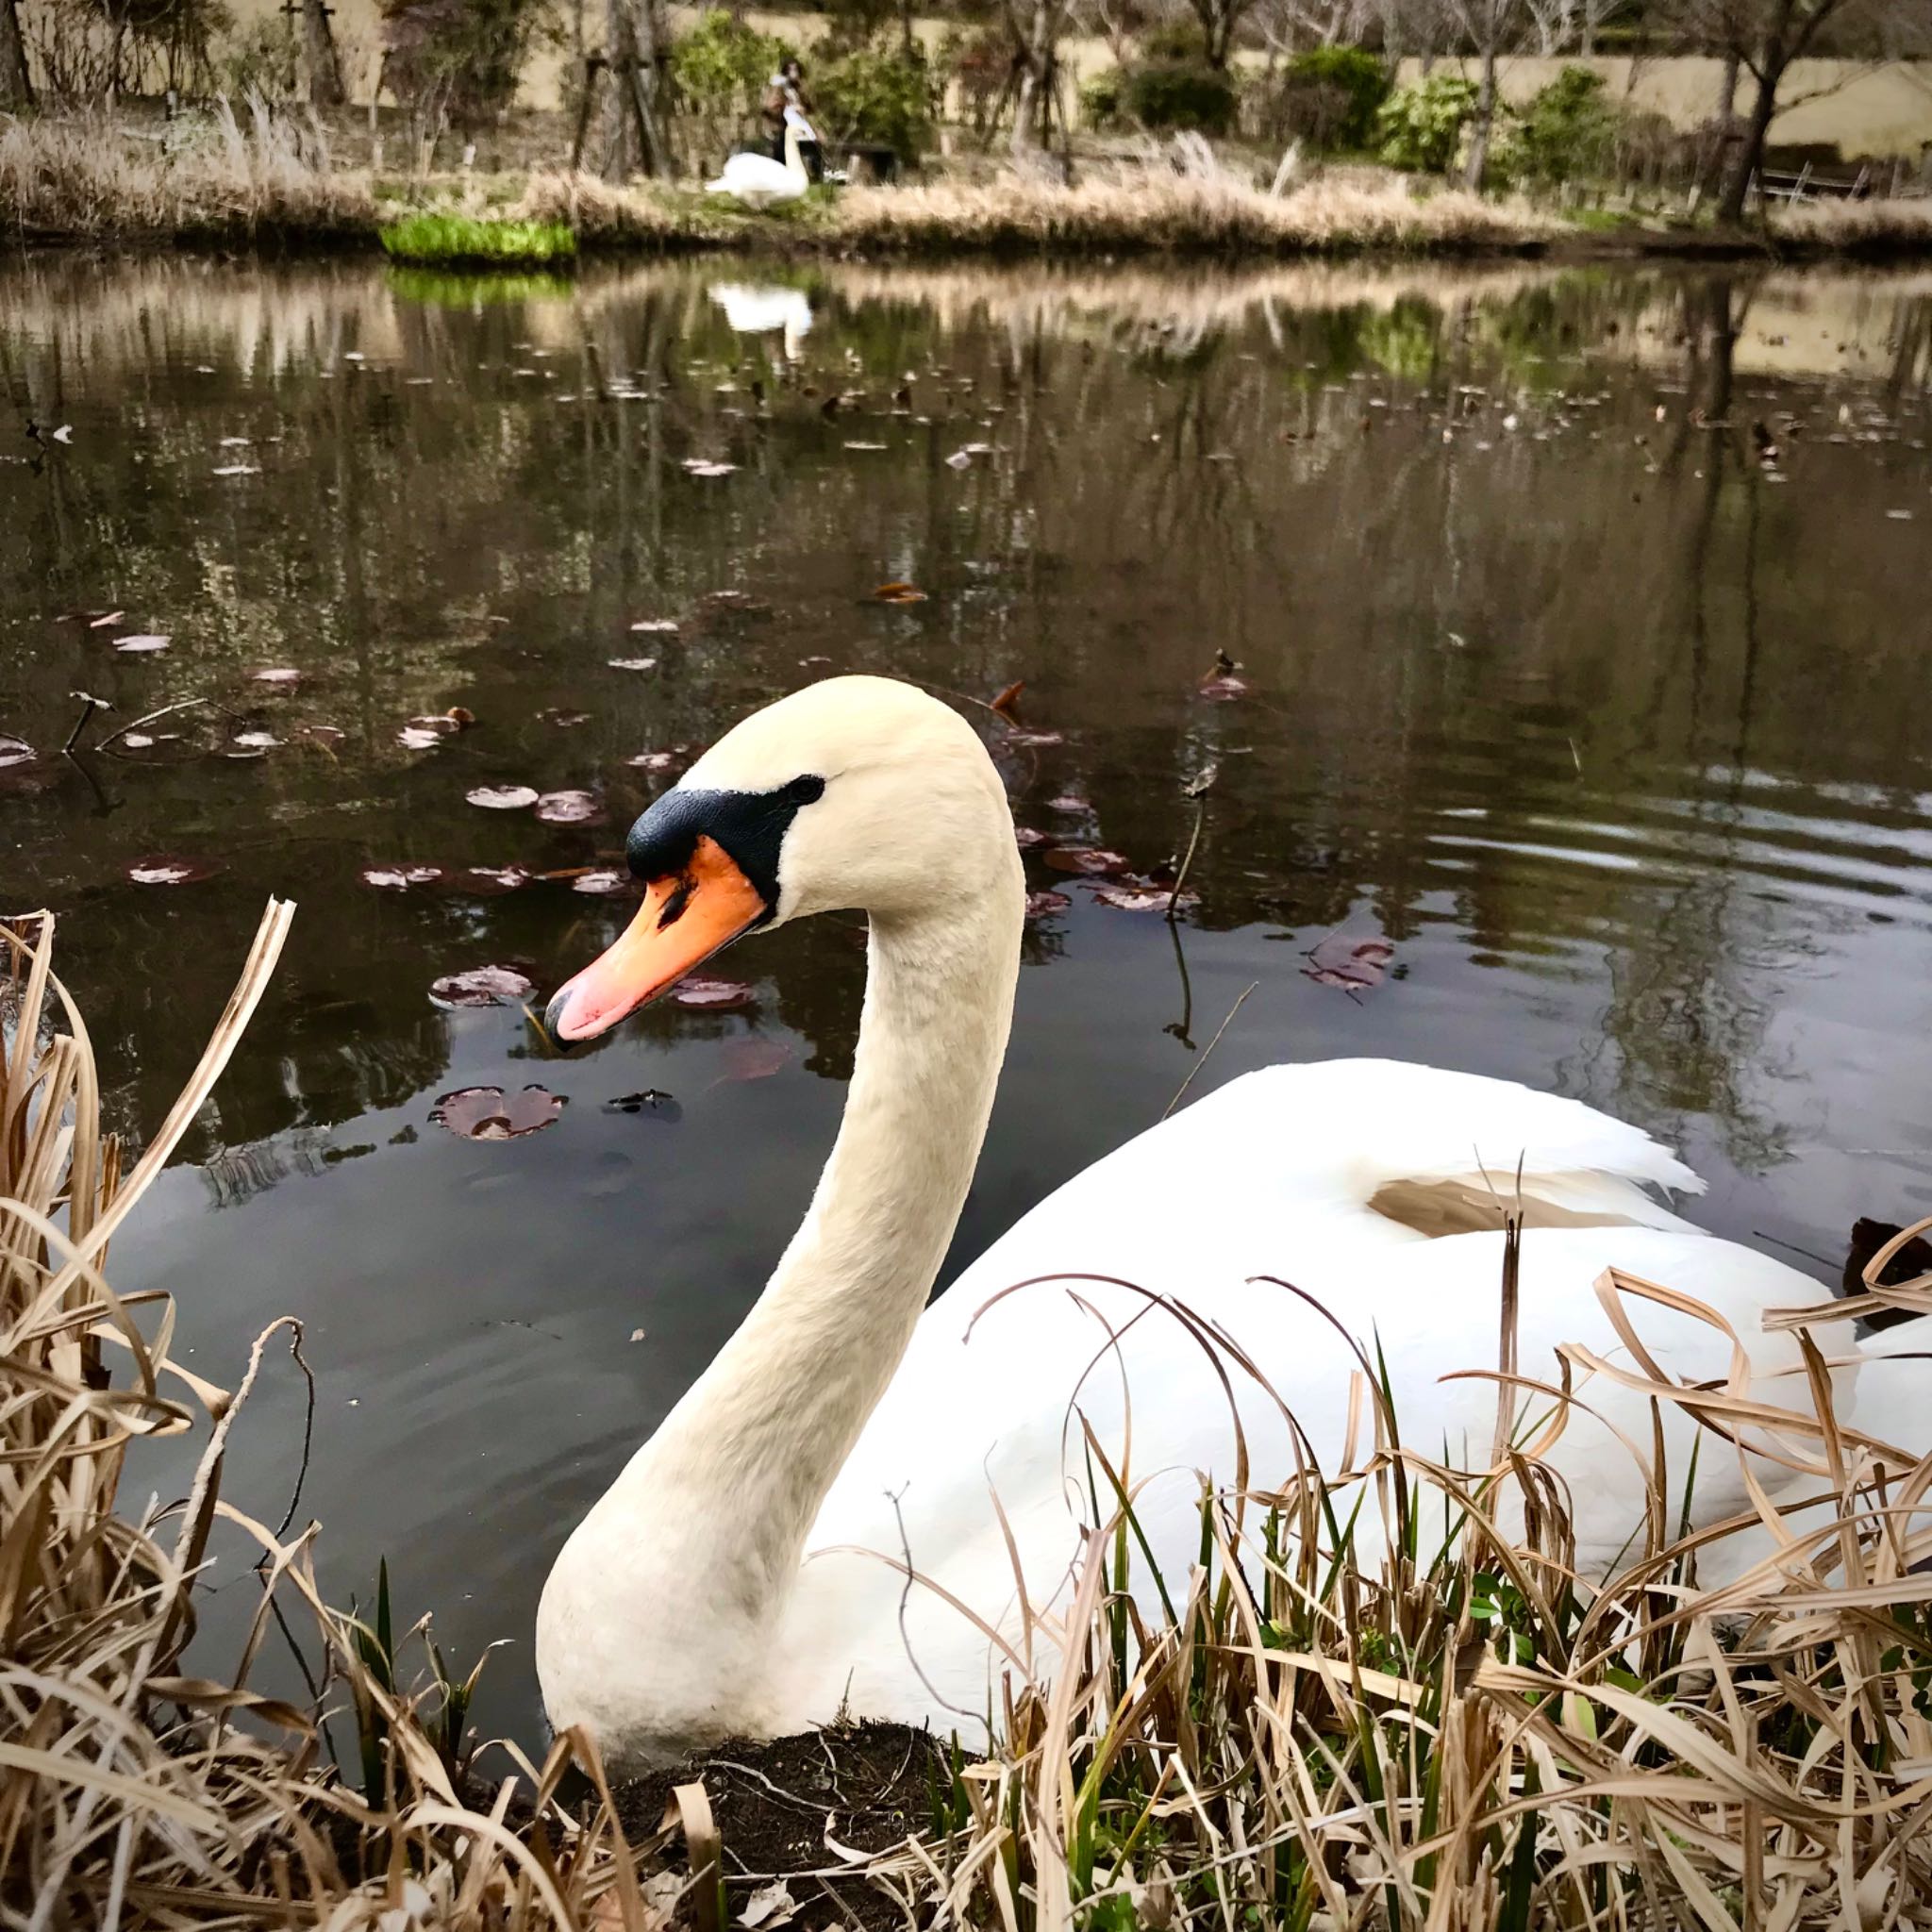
<box><xmin>1161</xmin><ymin>979</ymin><xmax>1257</xmax><ymax>1120</ymax></box>
<box><xmin>62</xmin><ymin>691</ymin><xmax>108</xmax><ymax>753</ymax></box>
<box><xmin>1167</xmin><ymin>764</ymin><xmax>1217</xmax><ymax>924</ymax></box>
<box><xmin>273</xmin><ymin>1324</ymin><xmax>316</xmax><ymax>1540</ymax></box>
<box><xmin>93</xmin><ymin>695</ymin><xmax>210</xmax><ymax>753</ymax></box>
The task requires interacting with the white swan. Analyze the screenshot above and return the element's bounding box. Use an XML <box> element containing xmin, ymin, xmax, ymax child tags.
<box><xmin>706</xmin><ymin>110</ymin><xmax>812</xmax><ymax>211</ymax></box>
<box><xmin>536</xmin><ymin>675</ymin><xmax>1926</xmax><ymax>1773</ymax></box>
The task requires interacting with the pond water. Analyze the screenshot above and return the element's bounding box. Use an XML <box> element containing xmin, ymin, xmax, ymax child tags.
<box><xmin>4</xmin><ymin>253</ymin><xmax>1930</xmax><ymax>1748</ymax></box>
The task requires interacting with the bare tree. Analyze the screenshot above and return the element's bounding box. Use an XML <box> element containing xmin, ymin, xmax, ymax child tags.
<box><xmin>1663</xmin><ymin>0</ymin><xmax>1930</xmax><ymax>222</ymax></box>
<box><xmin>302</xmin><ymin>0</ymin><xmax>345</xmax><ymax>106</ymax></box>
<box><xmin>1005</xmin><ymin>0</ymin><xmax>1071</xmax><ymax>159</ymax></box>
<box><xmin>1442</xmin><ymin>0</ymin><xmax>1530</xmax><ymax>187</ymax></box>
<box><xmin>1257</xmin><ymin>0</ymin><xmax>1374</xmax><ymax>51</ymax></box>
<box><xmin>601</xmin><ymin>0</ymin><xmax>671</xmax><ymax>176</ymax></box>
<box><xmin>1189</xmin><ymin>0</ymin><xmax>1264</xmax><ymax>65</ymax></box>
<box><xmin>0</xmin><ymin>0</ymin><xmax>32</xmax><ymax>110</ymax></box>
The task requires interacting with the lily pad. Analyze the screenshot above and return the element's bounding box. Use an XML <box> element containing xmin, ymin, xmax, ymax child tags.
<box><xmin>467</xmin><ymin>785</ymin><xmax>539</xmax><ymax>811</ymax></box>
<box><xmin>629</xmin><ymin>619</ymin><xmax>680</xmax><ymax>634</ymax></box>
<box><xmin>0</xmin><ymin>735</ymin><xmax>34</xmax><ymax>769</ymax></box>
<box><xmin>1044</xmin><ymin>846</ymin><xmax>1129</xmax><ymax>876</ymax></box>
<box><xmin>535</xmin><ymin>789</ymin><xmax>607</xmax><ymax>825</ymax></box>
<box><xmin>429</xmin><ymin>965</ymin><xmax>535</xmax><ymax>1009</ymax></box>
<box><xmin>430</xmin><ymin>1084</ymin><xmax>566</xmax><ymax>1141</ymax></box>
<box><xmin>572</xmin><ymin>868</ymin><xmax>633</xmax><ymax>895</ymax></box>
<box><xmin>450</xmin><ymin>865</ymin><xmax>533</xmax><ymax>895</ymax></box>
<box><xmin>114</xmin><ymin>634</ymin><xmax>171</xmax><ymax>655</ymax></box>
<box><xmin>361</xmin><ymin>863</ymin><xmax>447</xmax><ymax>891</ymax></box>
<box><xmin>1091</xmin><ymin>880</ymin><xmax>1193</xmax><ymax>912</ymax></box>
<box><xmin>1024</xmin><ymin>889</ymin><xmax>1072</xmax><ymax>919</ymax></box>
<box><xmin>252</xmin><ymin>667</ymin><xmax>303</xmax><ymax>685</ymax></box>
<box><xmin>608</xmin><ymin>658</ymin><xmax>658</xmax><ymax>672</ymax></box>
<box><xmin>1014</xmin><ymin>826</ymin><xmax>1050</xmax><ymax>850</ymax></box>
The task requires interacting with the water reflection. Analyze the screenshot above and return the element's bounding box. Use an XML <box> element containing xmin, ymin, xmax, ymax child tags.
<box><xmin>4</xmin><ymin>253</ymin><xmax>1929</xmax><ymax>1745</ymax></box>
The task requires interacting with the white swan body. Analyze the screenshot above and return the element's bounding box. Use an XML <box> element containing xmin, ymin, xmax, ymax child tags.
<box><xmin>536</xmin><ymin>677</ymin><xmax>1927</xmax><ymax>1772</ymax></box>
<box><xmin>706</xmin><ymin>113</ymin><xmax>811</xmax><ymax>210</ymax></box>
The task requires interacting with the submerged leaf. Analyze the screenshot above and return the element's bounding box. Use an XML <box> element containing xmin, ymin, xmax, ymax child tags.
<box><xmin>430</xmin><ymin>1084</ymin><xmax>566</xmax><ymax>1140</ymax></box>
<box><xmin>1302</xmin><ymin>932</ymin><xmax>1395</xmax><ymax>993</ymax></box>
<box><xmin>604</xmin><ymin>1089</ymin><xmax>682</xmax><ymax>1121</ymax></box>
<box><xmin>671</xmin><ymin>974</ymin><xmax>756</xmax><ymax>1011</ymax></box>
<box><xmin>718</xmin><ymin>1037</ymin><xmax>791</xmax><ymax>1083</ymax></box>
<box><xmin>126</xmin><ymin>855</ymin><xmax>219</xmax><ymax>886</ymax></box>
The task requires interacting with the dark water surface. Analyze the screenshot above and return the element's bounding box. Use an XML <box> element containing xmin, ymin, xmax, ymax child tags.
<box><xmin>4</xmin><ymin>253</ymin><xmax>1930</xmax><ymax>1744</ymax></box>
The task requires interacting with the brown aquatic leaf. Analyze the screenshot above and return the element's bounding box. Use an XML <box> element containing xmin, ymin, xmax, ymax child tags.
<box><xmin>671</xmin><ymin>974</ymin><xmax>756</xmax><ymax>1011</ymax></box>
<box><xmin>718</xmin><ymin>1038</ymin><xmax>791</xmax><ymax>1083</ymax></box>
<box><xmin>608</xmin><ymin>657</ymin><xmax>658</xmax><ymax>672</ymax></box>
<box><xmin>572</xmin><ymin>868</ymin><xmax>634</xmax><ymax>895</ymax></box>
<box><xmin>252</xmin><ymin>667</ymin><xmax>302</xmax><ymax>685</ymax></box>
<box><xmin>397</xmin><ymin>725</ymin><xmax>445</xmax><ymax>750</ymax></box>
<box><xmin>114</xmin><ymin>634</ymin><xmax>171</xmax><ymax>654</ymax></box>
<box><xmin>360</xmin><ymin>863</ymin><xmax>447</xmax><ymax>891</ymax></box>
<box><xmin>874</xmin><ymin>580</ymin><xmax>928</xmax><ymax>605</ymax></box>
<box><xmin>991</xmin><ymin>679</ymin><xmax>1025</xmax><ymax>720</ymax></box>
<box><xmin>535</xmin><ymin>789</ymin><xmax>607</xmax><ymax>825</ymax></box>
<box><xmin>627</xmin><ymin>750</ymin><xmax>681</xmax><ymax>773</ymax></box>
<box><xmin>1302</xmin><ymin>932</ymin><xmax>1395</xmax><ymax>994</ymax></box>
<box><xmin>1046</xmin><ymin>794</ymin><xmax>1089</xmax><ymax>813</ymax></box>
<box><xmin>300</xmin><ymin>724</ymin><xmax>346</xmax><ymax>747</ymax></box>
<box><xmin>232</xmin><ymin>730</ymin><xmax>280</xmax><ymax>751</ymax></box>
<box><xmin>431</xmin><ymin>1084</ymin><xmax>566</xmax><ymax>1141</ymax></box>
<box><xmin>87</xmin><ymin>610</ymin><xmax>125</xmax><ymax>628</ymax></box>
<box><xmin>629</xmin><ymin>618</ymin><xmax>680</xmax><ymax>634</ymax></box>
<box><xmin>1198</xmin><ymin>650</ymin><xmax>1249</xmax><ymax>702</ymax></box>
<box><xmin>467</xmin><ymin>784</ymin><xmax>539</xmax><ymax>810</ymax></box>
<box><xmin>539</xmin><ymin>709</ymin><xmax>592</xmax><ymax>728</ymax></box>
<box><xmin>1024</xmin><ymin>889</ymin><xmax>1072</xmax><ymax>919</ymax></box>
<box><xmin>683</xmin><ymin>459</ymin><xmax>739</xmax><ymax>478</ymax></box>
<box><xmin>1044</xmin><ymin>846</ymin><xmax>1127</xmax><ymax>876</ymax></box>
<box><xmin>0</xmin><ymin>735</ymin><xmax>34</xmax><ymax>768</ymax></box>
<box><xmin>429</xmin><ymin>965</ymin><xmax>535</xmax><ymax>1009</ymax></box>
<box><xmin>126</xmin><ymin>855</ymin><xmax>219</xmax><ymax>886</ymax></box>
<box><xmin>1013</xmin><ymin>826</ymin><xmax>1050</xmax><ymax>850</ymax></box>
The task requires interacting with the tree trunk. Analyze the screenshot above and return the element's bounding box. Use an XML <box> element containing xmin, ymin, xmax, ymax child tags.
<box><xmin>1716</xmin><ymin>45</ymin><xmax>1739</xmax><ymax>120</ymax></box>
<box><xmin>0</xmin><ymin>0</ymin><xmax>32</xmax><ymax>111</ymax></box>
<box><xmin>1009</xmin><ymin>0</ymin><xmax>1054</xmax><ymax>158</ymax></box>
<box><xmin>1462</xmin><ymin>35</ymin><xmax>1498</xmax><ymax>191</ymax></box>
<box><xmin>1718</xmin><ymin>58</ymin><xmax>1779</xmax><ymax>224</ymax></box>
<box><xmin>602</xmin><ymin>0</ymin><xmax>669</xmax><ymax>178</ymax></box>
<box><xmin>304</xmin><ymin>0</ymin><xmax>346</xmax><ymax>108</ymax></box>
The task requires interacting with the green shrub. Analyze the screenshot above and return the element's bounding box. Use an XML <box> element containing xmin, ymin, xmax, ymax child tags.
<box><xmin>1514</xmin><ymin>64</ymin><xmax>1618</xmax><ymax>185</ymax></box>
<box><xmin>810</xmin><ymin>41</ymin><xmax>937</xmax><ymax>158</ymax></box>
<box><xmin>1376</xmin><ymin>73</ymin><xmax>1478</xmax><ymax>175</ymax></box>
<box><xmin>377</xmin><ymin>215</ymin><xmax>576</xmax><ymax>265</ymax></box>
<box><xmin>1081</xmin><ymin>63</ymin><xmax>1124</xmax><ymax>130</ymax></box>
<box><xmin>1126</xmin><ymin>59</ymin><xmax>1239</xmax><ymax>134</ymax></box>
<box><xmin>673</xmin><ymin>8</ymin><xmax>789</xmax><ymax>125</ymax></box>
<box><xmin>1275</xmin><ymin>46</ymin><xmax>1391</xmax><ymax>151</ymax></box>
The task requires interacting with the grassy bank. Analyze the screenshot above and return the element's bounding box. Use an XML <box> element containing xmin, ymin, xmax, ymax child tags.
<box><xmin>7</xmin><ymin>112</ymin><xmax>1932</xmax><ymax>263</ymax></box>
<box><xmin>11</xmin><ymin>902</ymin><xmax>1932</xmax><ymax>1927</ymax></box>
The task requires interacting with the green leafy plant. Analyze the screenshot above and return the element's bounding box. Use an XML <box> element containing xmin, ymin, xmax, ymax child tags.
<box><xmin>810</xmin><ymin>40</ymin><xmax>937</xmax><ymax>158</ymax></box>
<box><xmin>1260</xmin><ymin>45</ymin><xmax>1391</xmax><ymax>153</ymax></box>
<box><xmin>1376</xmin><ymin>72</ymin><xmax>1479</xmax><ymax>175</ymax></box>
<box><xmin>672</xmin><ymin>8</ymin><xmax>789</xmax><ymax>126</ymax></box>
<box><xmin>378</xmin><ymin>213</ymin><xmax>576</xmax><ymax>264</ymax></box>
<box><xmin>1513</xmin><ymin>64</ymin><xmax>1619</xmax><ymax>186</ymax></box>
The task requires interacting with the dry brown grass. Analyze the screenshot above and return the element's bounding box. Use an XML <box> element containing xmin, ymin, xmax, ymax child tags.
<box><xmin>0</xmin><ymin>101</ymin><xmax>373</xmax><ymax>245</ymax></box>
<box><xmin>1773</xmin><ymin>194</ymin><xmax>1932</xmax><ymax>256</ymax></box>
<box><xmin>0</xmin><ymin>908</ymin><xmax>664</xmax><ymax>1930</ymax></box>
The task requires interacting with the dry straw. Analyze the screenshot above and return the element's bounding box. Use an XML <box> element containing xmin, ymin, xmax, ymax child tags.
<box><xmin>8</xmin><ymin>901</ymin><xmax>1932</xmax><ymax>1929</ymax></box>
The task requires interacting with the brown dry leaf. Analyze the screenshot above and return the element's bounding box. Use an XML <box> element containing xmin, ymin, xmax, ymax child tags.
<box><xmin>874</xmin><ymin>580</ymin><xmax>929</xmax><ymax>605</ymax></box>
<box><xmin>991</xmin><ymin>679</ymin><xmax>1026</xmax><ymax>720</ymax></box>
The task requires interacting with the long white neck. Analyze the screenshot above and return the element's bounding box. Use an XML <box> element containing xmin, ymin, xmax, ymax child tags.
<box><xmin>784</xmin><ymin>124</ymin><xmax>807</xmax><ymax>181</ymax></box>
<box><xmin>556</xmin><ymin>877</ymin><xmax>1022</xmax><ymax>1739</ymax></box>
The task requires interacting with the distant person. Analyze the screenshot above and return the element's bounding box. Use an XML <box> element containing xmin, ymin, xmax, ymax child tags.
<box><xmin>760</xmin><ymin>58</ymin><xmax>823</xmax><ymax>180</ymax></box>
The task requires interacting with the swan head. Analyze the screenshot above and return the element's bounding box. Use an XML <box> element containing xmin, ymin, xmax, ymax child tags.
<box><xmin>543</xmin><ymin>675</ymin><xmax>1016</xmax><ymax>1043</ymax></box>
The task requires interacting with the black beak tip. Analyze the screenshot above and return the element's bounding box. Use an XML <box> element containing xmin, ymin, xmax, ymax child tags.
<box><xmin>541</xmin><ymin>987</ymin><xmax>575</xmax><ymax>1045</ymax></box>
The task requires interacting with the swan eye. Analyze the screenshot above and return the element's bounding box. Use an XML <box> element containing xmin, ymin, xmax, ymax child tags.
<box><xmin>782</xmin><ymin>774</ymin><xmax>825</xmax><ymax>807</ymax></box>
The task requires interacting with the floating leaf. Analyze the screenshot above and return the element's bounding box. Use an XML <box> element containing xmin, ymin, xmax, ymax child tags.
<box><xmin>874</xmin><ymin>580</ymin><xmax>928</xmax><ymax>605</ymax></box>
<box><xmin>1024</xmin><ymin>889</ymin><xmax>1071</xmax><ymax>919</ymax></box>
<box><xmin>1198</xmin><ymin>650</ymin><xmax>1248</xmax><ymax>701</ymax></box>
<box><xmin>671</xmin><ymin>974</ymin><xmax>755</xmax><ymax>1010</ymax></box>
<box><xmin>1302</xmin><ymin>932</ymin><xmax>1395</xmax><ymax>994</ymax></box>
<box><xmin>539</xmin><ymin>709</ymin><xmax>592</xmax><ymax>728</ymax></box>
<box><xmin>430</xmin><ymin>1084</ymin><xmax>566</xmax><ymax>1141</ymax></box>
<box><xmin>361</xmin><ymin>863</ymin><xmax>447</xmax><ymax>891</ymax></box>
<box><xmin>1092</xmin><ymin>880</ymin><xmax>1192</xmax><ymax>912</ymax></box>
<box><xmin>126</xmin><ymin>855</ymin><xmax>218</xmax><ymax>886</ymax></box>
<box><xmin>87</xmin><ymin>611</ymin><xmax>125</xmax><ymax>629</ymax></box>
<box><xmin>718</xmin><ymin>1037</ymin><xmax>791</xmax><ymax>1083</ymax></box>
<box><xmin>398</xmin><ymin>725</ymin><xmax>445</xmax><ymax>750</ymax></box>
<box><xmin>604</xmin><ymin>1089</ymin><xmax>682</xmax><ymax>1122</ymax></box>
<box><xmin>1045</xmin><ymin>846</ymin><xmax>1128</xmax><ymax>876</ymax></box>
<box><xmin>114</xmin><ymin>634</ymin><xmax>171</xmax><ymax>655</ymax></box>
<box><xmin>300</xmin><ymin>724</ymin><xmax>346</xmax><ymax>748</ymax></box>
<box><xmin>535</xmin><ymin>789</ymin><xmax>607</xmax><ymax>825</ymax></box>
<box><xmin>466</xmin><ymin>785</ymin><xmax>539</xmax><ymax>810</ymax></box>
<box><xmin>1006</xmin><ymin>728</ymin><xmax>1063</xmax><ymax>747</ymax></box>
<box><xmin>211</xmin><ymin>464</ymin><xmax>260</xmax><ymax>476</ymax></box>
<box><xmin>991</xmin><ymin>679</ymin><xmax>1025</xmax><ymax>719</ymax></box>
<box><xmin>627</xmin><ymin>749</ymin><xmax>681</xmax><ymax>772</ymax></box>
<box><xmin>0</xmin><ymin>735</ymin><xmax>34</xmax><ymax>768</ymax></box>
<box><xmin>1046</xmin><ymin>794</ymin><xmax>1089</xmax><ymax>813</ymax></box>
<box><xmin>429</xmin><ymin>964</ymin><xmax>535</xmax><ymax>1009</ymax></box>
<box><xmin>608</xmin><ymin>657</ymin><xmax>658</xmax><ymax>672</ymax></box>
<box><xmin>572</xmin><ymin>868</ymin><xmax>633</xmax><ymax>895</ymax></box>
<box><xmin>252</xmin><ymin>667</ymin><xmax>302</xmax><ymax>685</ymax></box>
<box><xmin>683</xmin><ymin>459</ymin><xmax>739</xmax><ymax>478</ymax></box>
<box><xmin>451</xmin><ymin>864</ymin><xmax>532</xmax><ymax>895</ymax></box>
<box><xmin>629</xmin><ymin>618</ymin><xmax>680</xmax><ymax>633</ymax></box>
<box><xmin>1013</xmin><ymin>826</ymin><xmax>1050</xmax><ymax>850</ymax></box>
<box><xmin>232</xmin><ymin>730</ymin><xmax>280</xmax><ymax>750</ymax></box>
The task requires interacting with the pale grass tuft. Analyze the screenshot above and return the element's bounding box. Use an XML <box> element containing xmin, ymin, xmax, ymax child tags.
<box><xmin>1774</xmin><ymin>195</ymin><xmax>1932</xmax><ymax>253</ymax></box>
<box><xmin>0</xmin><ymin>105</ymin><xmax>373</xmax><ymax>243</ymax></box>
